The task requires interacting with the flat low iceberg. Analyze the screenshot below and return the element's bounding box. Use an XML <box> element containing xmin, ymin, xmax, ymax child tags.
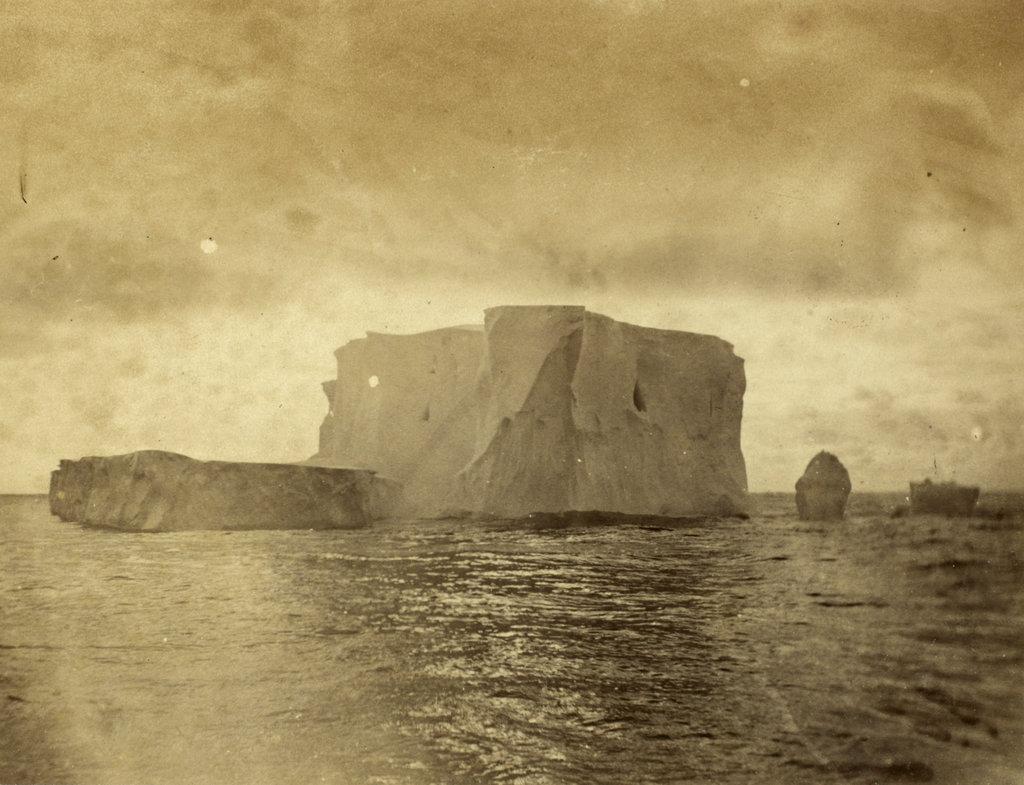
<box><xmin>49</xmin><ymin>450</ymin><xmax>400</xmax><ymax>531</ymax></box>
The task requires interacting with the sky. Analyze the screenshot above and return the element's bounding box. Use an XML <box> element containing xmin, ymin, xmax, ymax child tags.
<box><xmin>1</xmin><ymin>0</ymin><xmax>1022</xmax><ymax>493</ymax></box>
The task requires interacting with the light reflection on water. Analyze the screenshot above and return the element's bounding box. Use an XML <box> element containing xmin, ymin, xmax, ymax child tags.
<box><xmin>1</xmin><ymin>494</ymin><xmax>1021</xmax><ymax>784</ymax></box>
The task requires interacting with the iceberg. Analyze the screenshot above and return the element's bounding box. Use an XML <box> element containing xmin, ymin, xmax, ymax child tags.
<box><xmin>313</xmin><ymin>306</ymin><xmax>747</xmax><ymax>517</ymax></box>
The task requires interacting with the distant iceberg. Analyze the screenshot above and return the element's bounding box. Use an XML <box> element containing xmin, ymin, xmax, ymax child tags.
<box><xmin>795</xmin><ymin>452</ymin><xmax>851</xmax><ymax>521</ymax></box>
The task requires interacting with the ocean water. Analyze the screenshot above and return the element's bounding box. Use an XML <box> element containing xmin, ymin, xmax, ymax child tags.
<box><xmin>1</xmin><ymin>494</ymin><xmax>1021</xmax><ymax>785</ymax></box>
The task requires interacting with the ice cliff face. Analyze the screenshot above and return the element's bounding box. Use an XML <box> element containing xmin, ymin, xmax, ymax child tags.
<box><xmin>50</xmin><ymin>451</ymin><xmax>399</xmax><ymax>531</ymax></box>
<box><xmin>314</xmin><ymin>306</ymin><xmax>747</xmax><ymax>517</ymax></box>
<box><xmin>316</xmin><ymin>324</ymin><xmax>486</xmax><ymax>510</ymax></box>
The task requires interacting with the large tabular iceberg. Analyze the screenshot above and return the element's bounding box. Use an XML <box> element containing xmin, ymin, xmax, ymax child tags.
<box><xmin>313</xmin><ymin>305</ymin><xmax>747</xmax><ymax>517</ymax></box>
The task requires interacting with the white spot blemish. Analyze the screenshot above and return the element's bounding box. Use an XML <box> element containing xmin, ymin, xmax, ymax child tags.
<box><xmin>739</xmin><ymin>78</ymin><xmax>750</xmax><ymax>88</ymax></box>
<box><xmin>368</xmin><ymin>375</ymin><xmax>379</xmax><ymax>388</ymax></box>
<box><xmin>971</xmin><ymin>426</ymin><xmax>983</xmax><ymax>441</ymax></box>
<box><xmin>200</xmin><ymin>237</ymin><xmax>218</xmax><ymax>254</ymax></box>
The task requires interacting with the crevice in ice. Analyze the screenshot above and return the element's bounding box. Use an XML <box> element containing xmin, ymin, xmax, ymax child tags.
<box><xmin>633</xmin><ymin>381</ymin><xmax>647</xmax><ymax>413</ymax></box>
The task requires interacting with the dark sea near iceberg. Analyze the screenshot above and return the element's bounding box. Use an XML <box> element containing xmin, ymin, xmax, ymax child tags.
<box><xmin>1</xmin><ymin>494</ymin><xmax>1021</xmax><ymax>785</ymax></box>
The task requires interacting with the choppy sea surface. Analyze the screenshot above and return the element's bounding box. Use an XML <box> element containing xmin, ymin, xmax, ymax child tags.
<box><xmin>1</xmin><ymin>493</ymin><xmax>1022</xmax><ymax>785</ymax></box>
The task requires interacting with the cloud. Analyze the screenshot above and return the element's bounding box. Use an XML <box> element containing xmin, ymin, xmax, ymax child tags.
<box><xmin>284</xmin><ymin>207</ymin><xmax>321</xmax><ymax>236</ymax></box>
<box><xmin>0</xmin><ymin>222</ymin><xmax>277</xmax><ymax>357</ymax></box>
<box><xmin>3</xmin><ymin>0</ymin><xmax>1021</xmax><ymax>304</ymax></box>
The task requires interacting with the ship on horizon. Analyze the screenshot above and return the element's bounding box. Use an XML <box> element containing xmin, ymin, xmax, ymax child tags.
<box><xmin>909</xmin><ymin>478</ymin><xmax>980</xmax><ymax>517</ymax></box>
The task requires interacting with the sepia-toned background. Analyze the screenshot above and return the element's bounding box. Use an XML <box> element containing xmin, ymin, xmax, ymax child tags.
<box><xmin>1</xmin><ymin>0</ymin><xmax>1021</xmax><ymax>493</ymax></box>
